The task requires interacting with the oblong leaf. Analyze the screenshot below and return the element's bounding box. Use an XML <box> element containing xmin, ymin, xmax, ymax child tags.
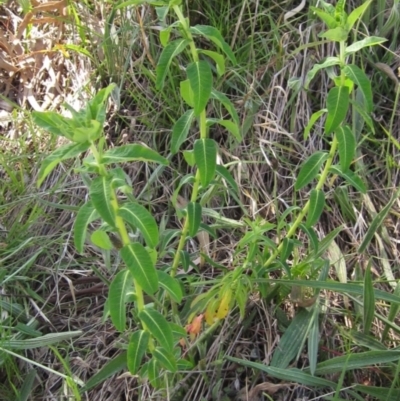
<box><xmin>157</xmin><ymin>270</ymin><xmax>183</xmax><ymax>303</ymax></box>
<box><xmin>171</xmin><ymin>109</ymin><xmax>195</xmax><ymax>154</ymax></box>
<box><xmin>33</xmin><ymin>111</ymin><xmax>74</xmax><ymax>139</ymax></box>
<box><xmin>330</xmin><ymin>165</ymin><xmax>367</xmax><ymax>193</ymax></box>
<box><xmin>343</xmin><ymin>64</ymin><xmax>373</xmax><ymax>112</ymax></box>
<box><xmin>187</xmin><ymin>61</ymin><xmax>213</xmax><ymax>116</ymax></box>
<box><xmin>102</xmin><ymin>144</ymin><xmax>168</xmax><ymax>165</ymax></box>
<box><xmin>335</xmin><ymin>125</ymin><xmax>356</xmax><ymax>172</ymax></box>
<box><xmin>305</xmin><ymin>57</ymin><xmax>340</xmax><ymax>89</ymax></box>
<box><xmin>199</xmin><ymin>49</ymin><xmax>225</xmax><ymax>76</ymax></box>
<box><xmin>37</xmin><ymin>141</ymin><xmax>90</xmax><ymax>187</ymax></box>
<box><xmin>120</xmin><ymin>243</ymin><xmax>158</xmax><ymax>295</ymax></box>
<box><xmin>345</xmin><ymin>36</ymin><xmax>387</xmax><ymax>55</ymax></box>
<box><xmin>306</xmin><ymin>189</ymin><xmax>325</xmax><ymax>227</ymax></box>
<box><xmin>325</xmin><ymin>86</ymin><xmax>349</xmax><ymax>134</ymax></box>
<box><xmin>190</xmin><ymin>25</ymin><xmax>237</xmax><ymax>64</ymax></box>
<box><xmin>156</xmin><ymin>38</ymin><xmax>190</xmax><ymax>90</ymax></box>
<box><xmin>91</xmin><ymin>230</ymin><xmax>113</xmax><ymax>250</ymax></box>
<box><xmin>187</xmin><ymin>202</ymin><xmax>202</xmax><ymax>237</ymax></box>
<box><xmin>90</xmin><ymin>176</ymin><xmax>116</xmax><ymax>227</ymax></box>
<box><xmin>127</xmin><ymin>330</ymin><xmax>150</xmax><ymax>375</ymax></box>
<box><xmin>109</xmin><ymin>270</ymin><xmax>133</xmax><ymax>331</ymax></box>
<box><xmin>74</xmin><ymin>202</ymin><xmax>99</xmax><ymax>254</ymax></box>
<box><xmin>118</xmin><ymin>202</ymin><xmax>159</xmax><ymax>248</ymax></box>
<box><xmin>295</xmin><ymin>151</ymin><xmax>328</xmax><ymax>190</ymax></box>
<box><xmin>363</xmin><ymin>261</ymin><xmax>375</xmax><ymax>334</ymax></box>
<box><xmin>194</xmin><ymin>138</ymin><xmax>217</xmax><ymax>187</ymax></box>
<box><xmin>139</xmin><ymin>309</ymin><xmax>174</xmax><ymax>352</ymax></box>
<box><xmin>210</xmin><ymin>89</ymin><xmax>240</xmax><ymax>127</ymax></box>
<box><xmin>152</xmin><ymin>347</ymin><xmax>177</xmax><ymax>372</ymax></box>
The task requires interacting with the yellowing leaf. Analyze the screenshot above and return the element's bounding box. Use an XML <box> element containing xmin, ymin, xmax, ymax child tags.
<box><xmin>216</xmin><ymin>288</ymin><xmax>233</xmax><ymax>319</ymax></box>
<box><xmin>204</xmin><ymin>297</ymin><xmax>219</xmax><ymax>326</ymax></box>
<box><xmin>185</xmin><ymin>314</ymin><xmax>204</xmax><ymax>340</ymax></box>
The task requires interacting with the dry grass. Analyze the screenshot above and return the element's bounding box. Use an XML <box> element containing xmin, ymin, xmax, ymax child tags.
<box><xmin>0</xmin><ymin>0</ymin><xmax>400</xmax><ymax>400</ymax></box>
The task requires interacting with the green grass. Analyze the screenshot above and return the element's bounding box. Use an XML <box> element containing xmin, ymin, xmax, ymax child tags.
<box><xmin>0</xmin><ymin>0</ymin><xmax>399</xmax><ymax>400</ymax></box>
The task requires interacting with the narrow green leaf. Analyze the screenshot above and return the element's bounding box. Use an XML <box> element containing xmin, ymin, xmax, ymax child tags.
<box><xmin>295</xmin><ymin>151</ymin><xmax>328</xmax><ymax>190</ymax></box>
<box><xmin>118</xmin><ymin>202</ymin><xmax>159</xmax><ymax>248</ymax></box>
<box><xmin>88</xmin><ymin>83</ymin><xmax>116</xmax><ymax>123</ymax></box>
<box><xmin>146</xmin><ymin>358</ymin><xmax>162</xmax><ymax>388</ymax></box>
<box><xmin>120</xmin><ymin>243</ymin><xmax>158</xmax><ymax>295</ymax></box>
<box><xmin>325</xmin><ymin>86</ymin><xmax>349</xmax><ymax>134</ymax></box>
<box><xmin>90</xmin><ymin>176</ymin><xmax>115</xmax><ymax>227</ymax></box>
<box><xmin>356</xmin><ymin>385</ymin><xmax>400</xmax><ymax>401</ymax></box>
<box><xmin>194</xmin><ymin>138</ymin><xmax>218</xmax><ymax>187</ymax></box>
<box><xmin>190</xmin><ymin>25</ymin><xmax>237</xmax><ymax>64</ymax></box>
<box><xmin>74</xmin><ymin>202</ymin><xmax>99</xmax><ymax>254</ymax></box>
<box><xmin>91</xmin><ymin>230</ymin><xmax>113</xmax><ymax>250</ymax></box>
<box><xmin>180</xmin><ymin>80</ymin><xmax>194</xmax><ymax>107</ymax></box>
<box><xmin>156</xmin><ymin>38</ymin><xmax>190</xmax><ymax>90</ymax></box>
<box><xmin>187</xmin><ymin>202</ymin><xmax>202</xmax><ymax>237</ymax></box>
<box><xmin>308</xmin><ymin>307</ymin><xmax>320</xmax><ymax>376</ymax></box>
<box><xmin>80</xmin><ymin>352</ymin><xmax>127</xmax><ymax>393</ymax></box>
<box><xmin>305</xmin><ymin>57</ymin><xmax>340</xmax><ymax>89</ymax></box>
<box><xmin>171</xmin><ymin>109</ymin><xmax>195</xmax><ymax>154</ymax></box>
<box><xmin>358</xmin><ymin>188</ymin><xmax>400</xmax><ymax>253</ymax></box>
<box><xmin>37</xmin><ymin>141</ymin><xmax>90</xmax><ymax>187</ymax></box>
<box><xmin>18</xmin><ymin>369</ymin><xmax>36</xmax><ymax>401</ymax></box>
<box><xmin>304</xmin><ymin>109</ymin><xmax>326</xmax><ymax>140</ymax></box>
<box><xmin>33</xmin><ymin>111</ymin><xmax>74</xmax><ymax>140</ymax></box>
<box><xmin>363</xmin><ymin>261</ymin><xmax>375</xmax><ymax>334</ymax></box>
<box><xmin>226</xmin><ymin>357</ymin><xmax>335</xmax><ymax>387</ymax></box>
<box><xmin>350</xmin><ymin>98</ymin><xmax>375</xmax><ymax>134</ymax></box>
<box><xmin>102</xmin><ymin>144</ymin><xmax>168</xmax><ymax>165</ymax></box>
<box><xmin>199</xmin><ymin>49</ymin><xmax>225</xmax><ymax>76</ymax></box>
<box><xmin>109</xmin><ymin>270</ymin><xmax>133</xmax><ymax>331</ymax></box>
<box><xmin>299</xmin><ymin>224</ymin><xmax>319</xmax><ymax>252</ymax></box>
<box><xmin>343</xmin><ymin>64</ymin><xmax>373</xmax><ymax>112</ymax></box>
<box><xmin>330</xmin><ymin>165</ymin><xmax>367</xmax><ymax>193</ymax></box>
<box><xmin>271</xmin><ymin>309</ymin><xmax>313</xmax><ymax>369</ymax></box>
<box><xmin>187</xmin><ymin>61</ymin><xmax>213</xmax><ymax>116</ymax></box>
<box><xmin>157</xmin><ymin>270</ymin><xmax>183</xmax><ymax>303</ymax></box>
<box><xmin>139</xmin><ymin>309</ymin><xmax>174</xmax><ymax>352</ymax></box>
<box><xmin>207</xmin><ymin>118</ymin><xmax>241</xmax><ymax>142</ymax></box>
<box><xmin>335</xmin><ymin>125</ymin><xmax>356</xmax><ymax>172</ymax></box>
<box><xmin>313</xmin><ymin>350</ymin><xmax>400</xmax><ymax>375</ymax></box>
<box><xmin>210</xmin><ymin>89</ymin><xmax>240</xmax><ymax>127</ymax></box>
<box><xmin>127</xmin><ymin>330</ymin><xmax>150</xmax><ymax>375</ymax></box>
<box><xmin>152</xmin><ymin>347</ymin><xmax>177</xmax><ymax>372</ymax></box>
<box><xmin>215</xmin><ymin>165</ymin><xmax>239</xmax><ymax>196</ymax></box>
<box><xmin>310</xmin><ymin>7</ymin><xmax>338</xmax><ymax>29</ymax></box>
<box><xmin>306</xmin><ymin>189</ymin><xmax>325</xmax><ymax>227</ymax></box>
<box><xmin>319</xmin><ymin>27</ymin><xmax>348</xmax><ymax>42</ymax></box>
<box><xmin>345</xmin><ymin>36</ymin><xmax>387</xmax><ymax>55</ymax></box>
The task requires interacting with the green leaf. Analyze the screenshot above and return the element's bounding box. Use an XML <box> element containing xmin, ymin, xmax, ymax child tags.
<box><xmin>74</xmin><ymin>202</ymin><xmax>99</xmax><ymax>254</ymax></box>
<box><xmin>346</xmin><ymin>0</ymin><xmax>372</xmax><ymax>31</ymax></box>
<box><xmin>363</xmin><ymin>261</ymin><xmax>375</xmax><ymax>334</ymax></box>
<box><xmin>80</xmin><ymin>352</ymin><xmax>127</xmax><ymax>393</ymax></box>
<box><xmin>310</xmin><ymin>7</ymin><xmax>338</xmax><ymax>29</ymax></box>
<box><xmin>171</xmin><ymin>109</ymin><xmax>195</xmax><ymax>154</ymax></box>
<box><xmin>305</xmin><ymin>57</ymin><xmax>340</xmax><ymax>89</ymax></box>
<box><xmin>190</xmin><ymin>25</ymin><xmax>237</xmax><ymax>64</ymax></box>
<box><xmin>304</xmin><ymin>110</ymin><xmax>326</xmax><ymax>140</ymax></box>
<box><xmin>33</xmin><ymin>111</ymin><xmax>74</xmax><ymax>140</ymax></box>
<box><xmin>127</xmin><ymin>330</ymin><xmax>150</xmax><ymax>375</ymax></box>
<box><xmin>358</xmin><ymin>188</ymin><xmax>400</xmax><ymax>253</ymax></box>
<box><xmin>183</xmin><ymin>150</ymin><xmax>195</xmax><ymax>166</ymax></box>
<box><xmin>187</xmin><ymin>202</ymin><xmax>202</xmax><ymax>237</ymax></box>
<box><xmin>335</xmin><ymin>125</ymin><xmax>356</xmax><ymax>172</ymax></box>
<box><xmin>312</xmin><ymin>350</ymin><xmax>400</xmax><ymax>375</ymax></box>
<box><xmin>102</xmin><ymin>144</ymin><xmax>168</xmax><ymax>165</ymax></box>
<box><xmin>325</xmin><ymin>86</ymin><xmax>349</xmax><ymax>134</ymax></box>
<box><xmin>295</xmin><ymin>151</ymin><xmax>328</xmax><ymax>190</ymax></box>
<box><xmin>299</xmin><ymin>224</ymin><xmax>319</xmax><ymax>252</ymax></box>
<box><xmin>88</xmin><ymin>83</ymin><xmax>116</xmax><ymax>123</ymax></box>
<box><xmin>194</xmin><ymin>138</ymin><xmax>218</xmax><ymax>187</ymax></box>
<box><xmin>109</xmin><ymin>270</ymin><xmax>133</xmax><ymax>331</ymax></box>
<box><xmin>199</xmin><ymin>49</ymin><xmax>225</xmax><ymax>76</ymax></box>
<box><xmin>157</xmin><ymin>270</ymin><xmax>183</xmax><ymax>303</ymax></box>
<box><xmin>356</xmin><ymin>385</ymin><xmax>400</xmax><ymax>401</ymax></box>
<box><xmin>90</xmin><ymin>176</ymin><xmax>116</xmax><ymax>227</ymax></box>
<box><xmin>187</xmin><ymin>61</ymin><xmax>213</xmax><ymax>116</ymax></box>
<box><xmin>226</xmin><ymin>356</ymin><xmax>335</xmax><ymax>387</ymax></box>
<box><xmin>215</xmin><ymin>165</ymin><xmax>239</xmax><ymax>196</ymax></box>
<box><xmin>308</xmin><ymin>307</ymin><xmax>320</xmax><ymax>376</ymax></box>
<box><xmin>118</xmin><ymin>202</ymin><xmax>159</xmax><ymax>248</ymax></box>
<box><xmin>271</xmin><ymin>309</ymin><xmax>314</xmax><ymax>369</ymax></box>
<box><xmin>210</xmin><ymin>89</ymin><xmax>240</xmax><ymax>127</ymax></box>
<box><xmin>120</xmin><ymin>243</ymin><xmax>158</xmax><ymax>295</ymax></box>
<box><xmin>319</xmin><ymin>26</ymin><xmax>348</xmax><ymax>42</ymax></box>
<box><xmin>306</xmin><ymin>189</ymin><xmax>325</xmax><ymax>227</ymax></box>
<box><xmin>146</xmin><ymin>358</ymin><xmax>162</xmax><ymax>388</ymax></box>
<box><xmin>330</xmin><ymin>165</ymin><xmax>367</xmax><ymax>193</ymax></box>
<box><xmin>345</xmin><ymin>36</ymin><xmax>387</xmax><ymax>55</ymax></box>
<box><xmin>156</xmin><ymin>38</ymin><xmax>190</xmax><ymax>90</ymax></box>
<box><xmin>343</xmin><ymin>64</ymin><xmax>373</xmax><ymax>113</ymax></box>
<box><xmin>91</xmin><ymin>230</ymin><xmax>113</xmax><ymax>250</ymax></box>
<box><xmin>180</xmin><ymin>80</ymin><xmax>194</xmax><ymax>107</ymax></box>
<box><xmin>350</xmin><ymin>98</ymin><xmax>375</xmax><ymax>134</ymax></box>
<box><xmin>152</xmin><ymin>347</ymin><xmax>177</xmax><ymax>372</ymax></box>
<box><xmin>207</xmin><ymin>118</ymin><xmax>241</xmax><ymax>142</ymax></box>
<box><xmin>139</xmin><ymin>309</ymin><xmax>174</xmax><ymax>352</ymax></box>
<box><xmin>37</xmin><ymin>141</ymin><xmax>90</xmax><ymax>187</ymax></box>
